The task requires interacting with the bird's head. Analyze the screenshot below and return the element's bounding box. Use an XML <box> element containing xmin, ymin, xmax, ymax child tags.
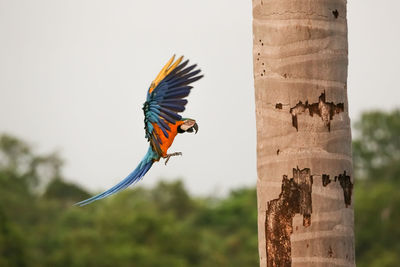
<box><xmin>178</xmin><ymin>118</ymin><xmax>198</xmax><ymax>134</ymax></box>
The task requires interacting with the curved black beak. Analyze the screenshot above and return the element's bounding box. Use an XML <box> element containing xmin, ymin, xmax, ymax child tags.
<box><xmin>193</xmin><ymin>122</ymin><xmax>199</xmax><ymax>134</ymax></box>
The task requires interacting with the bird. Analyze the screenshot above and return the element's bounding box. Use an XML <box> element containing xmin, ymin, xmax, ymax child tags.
<box><xmin>76</xmin><ymin>55</ymin><xmax>203</xmax><ymax>206</ymax></box>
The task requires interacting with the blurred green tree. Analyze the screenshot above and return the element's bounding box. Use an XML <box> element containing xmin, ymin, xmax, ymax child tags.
<box><xmin>353</xmin><ymin>110</ymin><xmax>400</xmax><ymax>267</ymax></box>
<box><xmin>0</xmin><ymin>206</ymin><xmax>27</xmax><ymax>267</ymax></box>
<box><xmin>353</xmin><ymin>110</ymin><xmax>400</xmax><ymax>183</ymax></box>
<box><xmin>44</xmin><ymin>178</ymin><xmax>90</xmax><ymax>204</ymax></box>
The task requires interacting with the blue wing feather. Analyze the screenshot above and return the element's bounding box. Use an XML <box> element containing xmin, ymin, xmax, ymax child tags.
<box><xmin>164</xmin><ymin>89</ymin><xmax>191</xmax><ymax>99</ymax></box>
<box><xmin>162</xmin><ymin>99</ymin><xmax>188</xmax><ymax>105</ymax></box>
<box><xmin>160</xmin><ymin>103</ymin><xmax>186</xmax><ymax>112</ymax></box>
<box><xmin>173</xmin><ymin>64</ymin><xmax>197</xmax><ymax>77</ymax></box>
<box><xmin>158</xmin><ymin>107</ymin><xmax>182</xmax><ymax>120</ymax></box>
<box><xmin>159</xmin><ymin>111</ymin><xmax>178</xmax><ymax>124</ymax></box>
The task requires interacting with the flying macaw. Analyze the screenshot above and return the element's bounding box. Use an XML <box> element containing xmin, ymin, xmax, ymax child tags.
<box><xmin>76</xmin><ymin>55</ymin><xmax>203</xmax><ymax>206</ymax></box>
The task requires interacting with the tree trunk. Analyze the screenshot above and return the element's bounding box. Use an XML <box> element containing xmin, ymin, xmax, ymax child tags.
<box><xmin>252</xmin><ymin>0</ymin><xmax>355</xmax><ymax>266</ymax></box>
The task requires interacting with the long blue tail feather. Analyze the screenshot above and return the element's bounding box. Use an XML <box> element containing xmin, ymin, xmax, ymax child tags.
<box><xmin>75</xmin><ymin>148</ymin><xmax>156</xmax><ymax>206</ymax></box>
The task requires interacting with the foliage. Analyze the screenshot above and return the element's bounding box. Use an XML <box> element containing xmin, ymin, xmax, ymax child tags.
<box><xmin>353</xmin><ymin>110</ymin><xmax>400</xmax><ymax>267</ymax></box>
<box><xmin>354</xmin><ymin>181</ymin><xmax>400</xmax><ymax>267</ymax></box>
<box><xmin>0</xmin><ymin>109</ymin><xmax>399</xmax><ymax>266</ymax></box>
<box><xmin>0</xmin><ymin>134</ymin><xmax>258</xmax><ymax>267</ymax></box>
<box><xmin>353</xmin><ymin>110</ymin><xmax>400</xmax><ymax>183</ymax></box>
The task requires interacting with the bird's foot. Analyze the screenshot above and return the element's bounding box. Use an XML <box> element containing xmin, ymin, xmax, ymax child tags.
<box><xmin>164</xmin><ymin>152</ymin><xmax>182</xmax><ymax>165</ymax></box>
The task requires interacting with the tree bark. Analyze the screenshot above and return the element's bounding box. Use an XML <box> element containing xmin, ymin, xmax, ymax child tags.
<box><xmin>252</xmin><ymin>0</ymin><xmax>355</xmax><ymax>266</ymax></box>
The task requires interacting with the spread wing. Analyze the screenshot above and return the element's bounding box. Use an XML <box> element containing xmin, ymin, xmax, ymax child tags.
<box><xmin>143</xmin><ymin>55</ymin><xmax>203</xmax><ymax>155</ymax></box>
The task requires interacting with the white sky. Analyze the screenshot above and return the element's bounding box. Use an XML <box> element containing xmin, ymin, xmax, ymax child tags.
<box><xmin>0</xmin><ymin>1</ymin><xmax>399</xmax><ymax>195</ymax></box>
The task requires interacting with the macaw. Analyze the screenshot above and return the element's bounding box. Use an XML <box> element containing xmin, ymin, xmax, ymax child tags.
<box><xmin>76</xmin><ymin>55</ymin><xmax>203</xmax><ymax>206</ymax></box>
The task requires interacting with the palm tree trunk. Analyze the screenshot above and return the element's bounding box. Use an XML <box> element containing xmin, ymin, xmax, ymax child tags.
<box><xmin>252</xmin><ymin>0</ymin><xmax>355</xmax><ymax>266</ymax></box>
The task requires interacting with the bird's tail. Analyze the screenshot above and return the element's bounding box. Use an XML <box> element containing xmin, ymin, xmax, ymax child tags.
<box><xmin>75</xmin><ymin>147</ymin><xmax>155</xmax><ymax>206</ymax></box>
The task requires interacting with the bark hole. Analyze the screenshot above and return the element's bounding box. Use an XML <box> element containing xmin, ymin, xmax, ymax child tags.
<box><xmin>322</xmin><ymin>174</ymin><xmax>331</xmax><ymax>186</ymax></box>
<box><xmin>332</xmin><ymin>9</ymin><xmax>339</xmax><ymax>18</ymax></box>
<box><xmin>328</xmin><ymin>246</ymin><xmax>334</xmax><ymax>257</ymax></box>
<box><xmin>289</xmin><ymin>92</ymin><xmax>344</xmax><ymax>131</ymax></box>
<box><xmin>321</xmin><ymin>171</ymin><xmax>353</xmax><ymax>207</ymax></box>
<box><xmin>266</xmin><ymin>167</ymin><xmax>313</xmax><ymax>267</ymax></box>
<box><xmin>337</xmin><ymin>171</ymin><xmax>353</xmax><ymax>207</ymax></box>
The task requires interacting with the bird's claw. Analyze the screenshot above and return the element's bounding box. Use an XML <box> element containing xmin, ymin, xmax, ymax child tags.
<box><xmin>164</xmin><ymin>152</ymin><xmax>182</xmax><ymax>165</ymax></box>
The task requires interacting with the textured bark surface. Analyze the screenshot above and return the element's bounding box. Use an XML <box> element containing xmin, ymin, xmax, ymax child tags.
<box><xmin>252</xmin><ymin>0</ymin><xmax>355</xmax><ymax>266</ymax></box>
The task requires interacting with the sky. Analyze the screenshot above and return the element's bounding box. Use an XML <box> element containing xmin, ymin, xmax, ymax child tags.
<box><xmin>0</xmin><ymin>0</ymin><xmax>399</xmax><ymax>196</ymax></box>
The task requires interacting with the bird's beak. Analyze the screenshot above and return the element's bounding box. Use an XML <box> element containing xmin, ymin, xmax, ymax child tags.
<box><xmin>193</xmin><ymin>122</ymin><xmax>199</xmax><ymax>134</ymax></box>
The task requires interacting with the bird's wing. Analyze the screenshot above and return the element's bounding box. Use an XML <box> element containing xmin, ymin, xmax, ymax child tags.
<box><xmin>143</xmin><ymin>55</ymin><xmax>203</xmax><ymax>155</ymax></box>
<box><xmin>75</xmin><ymin>147</ymin><xmax>156</xmax><ymax>206</ymax></box>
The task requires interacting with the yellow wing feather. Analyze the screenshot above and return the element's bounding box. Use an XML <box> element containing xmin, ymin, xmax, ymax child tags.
<box><xmin>148</xmin><ymin>55</ymin><xmax>183</xmax><ymax>94</ymax></box>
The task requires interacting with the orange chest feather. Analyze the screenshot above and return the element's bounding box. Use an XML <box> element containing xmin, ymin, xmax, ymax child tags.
<box><xmin>152</xmin><ymin>121</ymin><xmax>183</xmax><ymax>156</ymax></box>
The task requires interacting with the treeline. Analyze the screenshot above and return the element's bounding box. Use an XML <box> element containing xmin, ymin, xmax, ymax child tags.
<box><xmin>0</xmin><ymin>110</ymin><xmax>399</xmax><ymax>267</ymax></box>
<box><xmin>0</xmin><ymin>135</ymin><xmax>258</xmax><ymax>267</ymax></box>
